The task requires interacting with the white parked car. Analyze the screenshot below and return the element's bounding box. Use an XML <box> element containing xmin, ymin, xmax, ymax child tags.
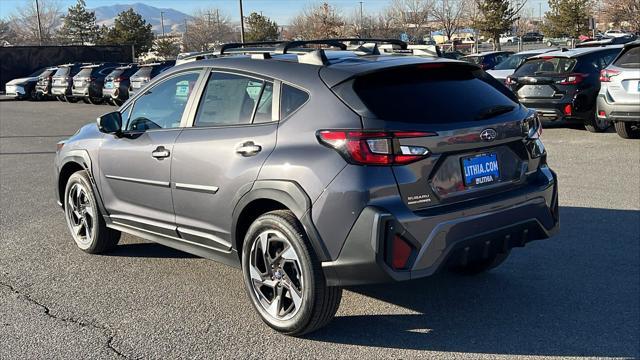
<box><xmin>604</xmin><ymin>30</ymin><xmax>631</xmax><ymax>38</ymax></box>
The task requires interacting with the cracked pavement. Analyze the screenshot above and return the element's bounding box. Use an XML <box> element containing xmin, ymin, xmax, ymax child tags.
<box><xmin>1</xmin><ymin>99</ymin><xmax>638</xmax><ymax>359</ymax></box>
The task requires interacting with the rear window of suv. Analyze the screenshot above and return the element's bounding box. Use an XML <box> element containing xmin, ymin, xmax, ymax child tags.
<box><xmin>54</xmin><ymin>67</ymin><xmax>70</xmax><ymax>77</ymax></box>
<box><xmin>614</xmin><ymin>46</ymin><xmax>640</xmax><ymax>68</ymax></box>
<box><xmin>353</xmin><ymin>64</ymin><xmax>518</xmax><ymax>123</ymax></box>
<box><xmin>76</xmin><ymin>68</ymin><xmax>94</xmax><ymax>77</ymax></box>
<box><xmin>513</xmin><ymin>57</ymin><xmax>577</xmax><ymax>76</ymax></box>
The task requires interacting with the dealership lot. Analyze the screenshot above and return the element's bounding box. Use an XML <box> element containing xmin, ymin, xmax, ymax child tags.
<box><xmin>0</xmin><ymin>99</ymin><xmax>638</xmax><ymax>359</ymax></box>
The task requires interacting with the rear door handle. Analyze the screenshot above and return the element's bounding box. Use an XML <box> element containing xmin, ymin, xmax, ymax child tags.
<box><xmin>152</xmin><ymin>146</ymin><xmax>170</xmax><ymax>159</ymax></box>
<box><xmin>236</xmin><ymin>141</ymin><xmax>262</xmax><ymax>157</ymax></box>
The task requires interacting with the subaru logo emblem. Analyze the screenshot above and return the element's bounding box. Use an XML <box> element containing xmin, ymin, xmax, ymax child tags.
<box><xmin>480</xmin><ymin>128</ymin><xmax>497</xmax><ymax>142</ymax></box>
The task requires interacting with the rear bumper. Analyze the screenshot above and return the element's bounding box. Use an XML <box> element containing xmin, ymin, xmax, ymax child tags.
<box><xmin>521</xmin><ymin>100</ymin><xmax>591</xmax><ymax>123</ymax></box>
<box><xmin>322</xmin><ymin>167</ymin><xmax>558</xmax><ymax>286</ymax></box>
<box><xmin>596</xmin><ymin>94</ymin><xmax>640</xmax><ymax>122</ymax></box>
<box><xmin>51</xmin><ymin>86</ymin><xmax>69</xmax><ymax>96</ymax></box>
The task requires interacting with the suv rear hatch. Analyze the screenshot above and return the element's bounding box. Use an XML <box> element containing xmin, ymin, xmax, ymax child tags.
<box><xmin>73</xmin><ymin>67</ymin><xmax>96</xmax><ymax>89</ymax></box>
<box><xmin>52</xmin><ymin>66</ymin><xmax>72</xmax><ymax>87</ymax></box>
<box><xmin>507</xmin><ymin>56</ymin><xmax>579</xmax><ymax>101</ymax></box>
<box><xmin>327</xmin><ymin>62</ymin><xmax>541</xmax><ymax>211</ymax></box>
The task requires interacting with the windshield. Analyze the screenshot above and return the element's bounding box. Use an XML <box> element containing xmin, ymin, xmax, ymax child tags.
<box><xmin>353</xmin><ymin>64</ymin><xmax>519</xmax><ymax>123</ymax></box>
<box><xmin>28</xmin><ymin>68</ymin><xmax>47</xmax><ymax>77</ymax></box>
<box><xmin>106</xmin><ymin>69</ymin><xmax>124</xmax><ymax>79</ymax></box>
<box><xmin>513</xmin><ymin>57</ymin><xmax>577</xmax><ymax>76</ymax></box>
<box><xmin>494</xmin><ymin>54</ymin><xmax>536</xmax><ymax>70</ymax></box>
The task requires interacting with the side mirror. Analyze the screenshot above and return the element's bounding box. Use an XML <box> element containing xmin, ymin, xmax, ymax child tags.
<box><xmin>97</xmin><ymin>111</ymin><xmax>122</xmax><ymax>136</ymax></box>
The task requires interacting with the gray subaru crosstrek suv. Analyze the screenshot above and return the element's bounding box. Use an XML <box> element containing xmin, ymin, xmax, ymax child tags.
<box><xmin>54</xmin><ymin>40</ymin><xmax>559</xmax><ymax>336</ymax></box>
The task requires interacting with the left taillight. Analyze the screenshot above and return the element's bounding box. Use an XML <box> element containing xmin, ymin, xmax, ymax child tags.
<box><xmin>599</xmin><ymin>69</ymin><xmax>620</xmax><ymax>82</ymax></box>
<box><xmin>317</xmin><ymin>130</ymin><xmax>436</xmax><ymax>166</ymax></box>
<box><xmin>556</xmin><ymin>73</ymin><xmax>586</xmax><ymax>85</ymax></box>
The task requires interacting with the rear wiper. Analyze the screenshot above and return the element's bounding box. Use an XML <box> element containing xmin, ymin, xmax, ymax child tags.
<box><xmin>476</xmin><ymin>105</ymin><xmax>515</xmax><ymax>120</ymax></box>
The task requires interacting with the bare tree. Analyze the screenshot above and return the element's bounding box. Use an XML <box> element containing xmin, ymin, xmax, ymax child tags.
<box><xmin>9</xmin><ymin>0</ymin><xmax>62</xmax><ymax>45</ymax></box>
<box><xmin>386</xmin><ymin>0</ymin><xmax>435</xmax><ymax>41</ymax></box>
<box><xmin>432</xmin><ymin>0</ymin><xmax>465</xmax><ymax>41</ymax></box>
<box><xmin>601</xmin><ymin>0</ymin><xmax>640</xmax><ymax>32</ymax></box>
<box><xmin>289</xmin><ymin>2</ymin><xmax>347</xmax><ymax>40</ymax></box>
<box><xmin>183</xmin><ymin>8</ymin><xmax>234</xmax><ymax>52</ymax></box>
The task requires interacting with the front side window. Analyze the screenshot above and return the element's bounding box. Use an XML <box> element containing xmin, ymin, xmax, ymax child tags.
<box><xmin>126</xmin><ymin>71</ymin><xmax>199</xmax><ymax>131</ymax></box>
<box><xmin>194</xmin><ymin>72</ymin><xmax>273</xmax><ymax>127</ymax></box>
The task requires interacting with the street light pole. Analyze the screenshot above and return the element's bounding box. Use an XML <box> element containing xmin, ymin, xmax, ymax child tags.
<box><xmin>239</xmin><ymin>0</ymin><xmax>245</xmax><ymax>43</ymax></box>
<box><xmin>160</xmin><ymin>11</ymin><xmax>165</xmax><ymax>38</ymax></box>
<box><xmin>34</xmin><ymin>0</ymin><xmax>43</xmax><ymax>45</ymax></box>
<box><xmin>359</xmin><ymin>1</ymin><xmax>363</xmax><ymax>37</ymax></box>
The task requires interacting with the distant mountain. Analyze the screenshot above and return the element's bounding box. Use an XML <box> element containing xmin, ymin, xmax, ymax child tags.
<box><xmin>91</xmin><ymin>2</ymin><xmax>191</xmax><ymax>34</ymax></box>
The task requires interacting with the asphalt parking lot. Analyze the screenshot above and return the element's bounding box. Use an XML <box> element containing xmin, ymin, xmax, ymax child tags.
<box><xmin>1</xmin><ymin>98</ymin><xmax>638</xmax><ymax>359</ymax></box>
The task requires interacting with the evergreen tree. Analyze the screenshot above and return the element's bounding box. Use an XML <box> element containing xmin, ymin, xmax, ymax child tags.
<box><xmin>102</xmin><ymin>8</ymin><xmax>154</xmax><ymax>57</ymax></box>
<box><xmin>154</xmin><ymin>38</ymin><xmax>180</xmax><ymax>59</ymax></box>
<box><xmin>474</xmin><ymin>0</ymin><xmax>522</xmax><ymax>50</ymax></box>
<box><xmin>59</xmin><ymin>0</ymin><xmax>99</xmax><ymax>44</ymax></box>
<box><xmin>245</xmin><ymin>12</ymin><xmax>279</xmax><ymax>42</ymax></box>
<box><xmin>543</xmin><ymin>0</ymin><xmax>593</xmax><ymax>38</ymax></box>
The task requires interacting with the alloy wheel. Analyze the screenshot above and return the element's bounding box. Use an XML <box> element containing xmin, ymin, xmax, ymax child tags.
<box><xmin>249</xmin><ymin>230</ymin><xmax>304</xmax><ymax>321</ymax></box>
<box><xmin>66</xmin><ymin>182</ymin><xmax>95</xmax><ymax>247</ymax></box>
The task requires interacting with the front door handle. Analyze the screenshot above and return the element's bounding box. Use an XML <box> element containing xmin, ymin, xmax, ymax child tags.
<box><xmin>236</xmin><ymin>141</ymin><xmax>262</xmax><ymax>157</ymax></box>
<box><xmin>152</xmin><ymin>146</ymin><xmax>170</xmax><ymax>159</ymax></box>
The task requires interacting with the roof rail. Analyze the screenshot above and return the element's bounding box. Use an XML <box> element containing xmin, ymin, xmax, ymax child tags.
<box><xmin>275</xmin><ymin>38</ymin><xmax>407</xmax><ymax>54</ymax></box>
<box><xmin>220</xmin><ymin>41</ymin><xmax>288</xmax><ymax>55</ymax></box>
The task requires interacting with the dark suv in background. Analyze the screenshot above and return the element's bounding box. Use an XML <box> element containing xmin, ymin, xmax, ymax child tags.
<box><xmin>51</xmin><ymin>63</ymin><xmax>91</xmax><ymax>103</ymax></box>
<box><xmin>54</xmin><ymin>39</ymin><xmax>558</xmax><ymax>336</ymax></box>
<box><xmin>70</xmin><ymin>63</ymin><xmax>122</xmax><ymax>104</ymax></box>
<box><xmin>506</xmin><ymin>46</ymin><xmax>623</xmax><ymax>132</ymax></box>
<box><xmin>102</xmin><ymin>64</ymin><xmax>138</xmax><ymax>106</ymax></box>
<box><xmin>462</xmin><ymin>51</ymin><xmax>514</xmax><ymax>70</ymax></box>
<box><xmin>128</xmin><ymin>61</ymin><xmax>175</xmax><ymax>97</ymax></box>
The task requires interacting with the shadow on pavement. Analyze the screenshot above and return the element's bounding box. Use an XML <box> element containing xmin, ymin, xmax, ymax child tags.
<box><xmin>310</xmin><ymin>206</ymin><xmax>640</xmax><ymax>357</ymax></box>
<box><xmin>107</xmin><ymin>242</ymin><xmax>198</xmax><ymax>259</ymax></box>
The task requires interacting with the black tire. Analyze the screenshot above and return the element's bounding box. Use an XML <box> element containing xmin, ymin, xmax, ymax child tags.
<box><xmin>449</xmin><ymin>250</ymin><xmax>511</xmax><ymax>275</ymax></box>
<box><xmin>63</xmin><ymin>171</ymin><xmax>120</xmax><ymax>254</ymax></box>
<box><xmin>66</xmin><ymin>96</ymin><xmax>79</xmax><ymax>103</ymax></box>
<box><xmin>57</xmin><ymin>95</ymin><xmax>67</xmax><ymax>102</ymax></box>
<box><xmin>584</xmin><ymin>111</ymin><xmax>610</xmax><ymax>133</ymax></box>
<box><xmin>242</xmin><ymin>210</ymin><xmax>342</xmax><ymax>336</ymax></box>
<box><xmin>87</xmin><ymin>97</ymin><xmax>103</xmax><ymax>105</ymax></box>
<box><xmin>614</xmin><ymin>121</ymin><xmax>640</xmax><ymax>139</ymax></box>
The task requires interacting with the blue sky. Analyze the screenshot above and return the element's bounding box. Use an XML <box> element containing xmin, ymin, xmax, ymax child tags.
<box><xmin>0</xmin><ymin>0</ymin><xmax>549</xmax><ymax>25</ymax></box>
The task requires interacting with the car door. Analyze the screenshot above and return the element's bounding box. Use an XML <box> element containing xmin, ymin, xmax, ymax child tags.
<box><xmin>170</xmin><ymin>70</ymin><xmax>279</xmax><ymax>251</ymax></box>
<box><xmin>97</xmin><ymin>70</ymin><xmax>203</xmax><ymax>236</ymax></box>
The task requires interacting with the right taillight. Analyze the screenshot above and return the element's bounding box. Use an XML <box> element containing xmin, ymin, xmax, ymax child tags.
<box><xmin>599</xmin><ymin>69</ymin><xmax>620</xmax><ymax>82</ymax></box>
<box><xmin>317</xmin><ymin>130</ymin><xmax>435</xmax><ymax>166</ymax></box>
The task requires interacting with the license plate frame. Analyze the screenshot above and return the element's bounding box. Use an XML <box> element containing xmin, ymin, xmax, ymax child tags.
<box><xmin>461</xmin><ymin>152</ymin><xmax>500</xmax><ymax>187</ymax></box>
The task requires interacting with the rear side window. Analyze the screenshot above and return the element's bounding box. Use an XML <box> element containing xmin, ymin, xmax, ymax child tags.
<box><xmin>514</xmin><ymin>57</ymin><xmax>577</xmax><ymax>76</ymax></box>
<box><xmin>494</xmin><ymin>54</ymin><xmax>529</xmax><ymax>70</ymax></box>
<box><xmin>194</xmin><ymin>72</ymin><xmax>273</xmax><ymax>127</ymax></box>
<box><xmin>353</xmin><ymin>64</ymin><xmax>518</xmax><ymax>123</ymax></box>
<box><xmin>280</xmin><ymin>84</ymin><xmax>309</xmax><ymax>119</ymax></box>
<box><xmin>613</xmin><ymin>46</ymin><xmax>640</xmax><ymax>68</ymax></box>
